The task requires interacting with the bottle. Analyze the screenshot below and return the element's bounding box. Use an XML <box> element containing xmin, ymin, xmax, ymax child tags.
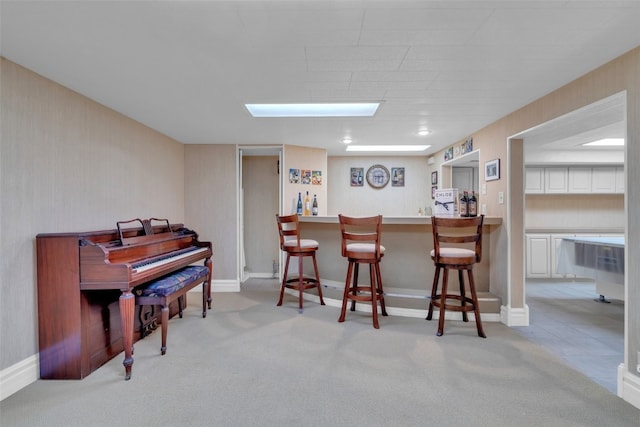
<box><xmin>469</xmin><ymin>191</ymin><xmax>478</xmax><ymax>217</ymax></box>
<box><xmin>312</xmin><ymin>194</ymin><xmax>318</xmax><ymax>216</ymax></box>
<box><xmin>296</xmin><ymin>192</ymin><xmax>303</xmax><ymax>215</ymax></box>
<box><xmin>459</xmin><ymin>191</ymin><xmax>469</xmax><ymax>217</ymax></box>
<box><xmin>303</xmin><ymin>191</ymin><xmax>311</xmax><ymax>216</ymax></box>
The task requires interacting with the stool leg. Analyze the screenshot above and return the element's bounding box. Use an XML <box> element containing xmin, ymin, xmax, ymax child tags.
<box><xmin>311</xmin><ymin>253</ymin><xmax>325</xmax><ymax>305</ymax></box>
<box><xmin>277</xmin><ymin>253</ymin><xmax>291</xmax><ymax>306</ymax></box>
<box><xmin>374</xmin><ymin>261</ymin><xmax>387</xmax><ymax>316</ymax></box>
<box><xmin>458</xmin><ymin>269</ymin><xmax>468</xmax><ymax>323</ymax></box>
<box><xmin>160</xmin><ymin>305</ymin><xmax>169</xmax><ymax>355</ymax></box>
<box><xmin>298</xmin><ymin>255</ymin><xmax>304</xmax><ymax>313</ymax></box>
<box><xmin>178</xmin><ymin>296</ymin><xmax>184</xmax><ymax>318</ymax></box>
<box><xmin>427</xmin><ymin>266</ymin><xmax>441</xmax><ymax>320</ymax></box>
<box><xmin>369</xmin><ymin>263</ymin><xmax>379</xmax><ymax>329</ymax></box>
<box><xmin>350</xmin><ymin>263</ymin><xmax>359</xmax><ymax>312</ymax></box>
<box><xmin>467</xmin><ymin>269</ymin><xmax>486</xmax><ymax>338</ymax></box>
<box><xmin>338</xmin><ymin>261</ymin><xmax>354</xmax><ymax>323</ymax></box>
<box><xmin>437</xmin><ymin>268</ymin><xmax>449</xmax><ymax>336</ymax></box>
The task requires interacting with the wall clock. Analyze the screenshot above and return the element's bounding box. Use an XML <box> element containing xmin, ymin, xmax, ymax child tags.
<box><xmin>366</xmin><ymin>164</ymin><xmax>390</xmax><ymax>189</ymax></box>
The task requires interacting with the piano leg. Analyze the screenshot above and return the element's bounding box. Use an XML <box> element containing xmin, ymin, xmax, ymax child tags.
<box><xmin>119</xmin><ymin>291</ymin><xmax>135</xmax><ymax>380</ymax></box>
<box><xmin>205</xmin><ymin>258</ymin><xmax>213</xmax><ymax>309</ymax></box>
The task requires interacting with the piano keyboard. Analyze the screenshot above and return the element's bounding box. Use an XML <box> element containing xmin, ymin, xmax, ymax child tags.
<box><xmin>132</xmin><ymin>247</ymin><xmax>209</xmax><ymax>273</ymax></box>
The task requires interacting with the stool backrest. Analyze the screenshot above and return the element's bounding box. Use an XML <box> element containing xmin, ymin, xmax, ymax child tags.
<box><xmin>276</xmin><ymin>214</ymin><xmax>301</xmax><ymax>251</ymax></box>
<box><xmin>338</xmin><ymin>214</ymin><xmax>383</xmax><ymax>259</ymax></box>
<box><xmin>431</xmin><ymin>215</ymin><xmax>484</xmax><ymax>263</ymax></box>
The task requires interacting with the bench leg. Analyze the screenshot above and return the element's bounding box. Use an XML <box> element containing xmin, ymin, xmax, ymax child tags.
<box><xmin>161</xmin><ymin>305</ymin><xmax>169</xmax><ymax>355</ymax></box>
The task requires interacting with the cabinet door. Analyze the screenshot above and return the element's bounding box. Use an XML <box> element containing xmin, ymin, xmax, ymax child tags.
<box><xmin>591</xmin><ymin>167</ymin><xmax>617</xmax><ymax>193</ymax></box>
<box><xmin>550</xmin><ymin>234</ymin><xmax>575</xmax><ymax>278</ymax></box>
<box><xmin>526</xmin><ymin>234</ymin><xmax>551</xmax><ymax>278</ymax></box>
<box><xmin>615</xmin><ymin>166</ymin><xmax>625</xmax><ymax>193</ymax></box>
<box><xmin>568</xmin><ymin>167</ymin><xmax>591</xmax><ymax>193</ymax></box>
<box><xmin>525</xmin><ymin>167</ymin><xmax>544</xmax><ymax>194</ymax></box>
<box><xmin>544</xmin><ymin>168</ymin><xmax>568</xmax><ymax>193</ymax></box>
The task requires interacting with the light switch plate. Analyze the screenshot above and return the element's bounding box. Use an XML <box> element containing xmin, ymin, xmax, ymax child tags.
<box><xmin>498</xmin><ymin>192</ymin><xmax>504</xmax><ymax>204</ymax></box>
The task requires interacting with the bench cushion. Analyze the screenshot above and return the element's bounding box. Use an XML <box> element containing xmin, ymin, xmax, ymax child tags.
<box><xmin>138</xmin><ymin>266</ymin><xmax>209</xmax><ymax>297</ymax></box>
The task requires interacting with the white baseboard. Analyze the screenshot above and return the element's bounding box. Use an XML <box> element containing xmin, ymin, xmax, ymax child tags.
<box><xmin>618</xmin><ymin>363</ymin><xmax>640</xmax><ymax>409</ymax></box>
<box><xmin>1</xmin><ymin>354</ymin><xmax>39</xmax><ymax>401</ymax></box>
<box><xmin>500</xmin><ymin>304</ymin><xmax>530</xmax><ymax>326</ymax></box>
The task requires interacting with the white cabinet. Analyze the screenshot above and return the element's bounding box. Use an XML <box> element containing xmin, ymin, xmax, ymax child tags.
<box><xmin>568</xmin><ymin>167</ymin><xmax>591</xmax><ymax>193</ymax></box>
<box><xmin>615</xmin><ymin>166</ymin><xmax>625</xmax><ymax>193</ymax></box>
<box><xmin>591</xmin><ymin>167</ymin><xmax>617</xmax><ymax>193</ymax></box>
<box><xmin>525</xmin><ymin>165</ymin><xmax>624</xmax><ymax>194</ymax></box>
<box><xmin>525</xmin><ymin>167</ymin><xmax>545</xmax><ymax>194</ymax></box>
<box><xmin>544</xmin><ymin>168</ymin><xmax>568</xmax><ymax>193</ymax></box>
<box><xmin>526</xmin><ymin>233</ymin><xmax>623</xmax><ymax>280</ymax></box>
<box><xmin>526</xmin><ymin>234</ymin><xmax>551</xmax><ymax>278</ymax></box>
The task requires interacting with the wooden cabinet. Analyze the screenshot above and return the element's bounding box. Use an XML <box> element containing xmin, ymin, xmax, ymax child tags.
<box><xmin>615</xmin><ymin>166</ymin><xmax>625</xmax><ymax>193</ymax></box>
<box><xmin>591</xmin><ymin>167</ymin><xmax>616</xmax><ymax>193</ymax></box>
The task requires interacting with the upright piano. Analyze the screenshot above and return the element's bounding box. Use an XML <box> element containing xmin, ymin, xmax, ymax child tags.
<box><xmin>36</xmin><ymin>219</ymin><xmax>212</xmax><ymax>380</ymax></box>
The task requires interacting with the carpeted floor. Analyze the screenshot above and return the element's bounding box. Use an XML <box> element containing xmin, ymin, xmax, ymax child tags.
<box><xmin>1</xmin><ymin>280</ymin><xmax>639</xmax><ymax>426</ymax></box>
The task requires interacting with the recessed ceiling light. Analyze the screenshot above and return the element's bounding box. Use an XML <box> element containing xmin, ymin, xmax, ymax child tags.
<box><xmin>346</xmin><ymin>145</ymin><xmax>430</xmax><ymax>152</ymax></box>
<box><xmin>245</xmin><ymin>103</ymin><xmax>380</xmax><ymax>117</ymax></box>
<box><xmin>342</xmin><ymin>137</ymin><xmax>352</xmax><ymax>144</ymax></box>
<box><xmin>582</xmin><ymin>138</ymin><xmax>624</xmax><ymax>146</ymax></box>
<box><xmin>418</xmin><ymin>129</ymin><xmax>430</xmax><ymax>136</ymax></box>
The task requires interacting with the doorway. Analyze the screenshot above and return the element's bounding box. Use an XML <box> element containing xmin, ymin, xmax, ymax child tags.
<box><xmin>238</xmin><ymin>146</ymin><xmax>282</xmax><ymax>283</ymax></box>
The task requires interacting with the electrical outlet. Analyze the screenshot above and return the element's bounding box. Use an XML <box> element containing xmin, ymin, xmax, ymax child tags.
<box><xmin>481</xmin><ymin>183</ymin><xmax>487</xmax><ymax>195</ymax></box>
<box><xmin>498</xmin><ymin>191</ymin><xmax>504</xmax><ymax>204</ymax></box>
<box><xmin>482</xmin><ymin>204</ymin><xmax>487</xmax><ymax>214</ymax></box>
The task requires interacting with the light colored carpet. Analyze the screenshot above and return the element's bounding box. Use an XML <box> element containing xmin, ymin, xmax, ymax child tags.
<box><xmin>2</xmin><ymin>280</ymin><xmax>639</xmax><ymax>426</ymax></box>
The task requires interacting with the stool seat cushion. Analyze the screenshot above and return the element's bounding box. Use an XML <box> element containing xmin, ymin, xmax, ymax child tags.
<box><xmin>283</xmin><ymin>239</ymin><xmax>318</xmax><ymax>249</ymax></box>
<box><xmin>346</xmin><ymin>243</ymin><xmax>385</xmax><ymax>254</ymax></box>
<box><xmin>430</xmin><ymin>247</ymin><xmax>475</xmax><ymax>258</ymax></box>
<box><xmin>139</xmin><ymin>266</ymin><xmax>209</xmax><ymax>297</ymax></box>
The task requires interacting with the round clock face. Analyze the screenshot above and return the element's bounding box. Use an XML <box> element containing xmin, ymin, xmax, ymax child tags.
<box><xmin>366</xmin><ymin>164</ymin><xmax>390</xmax><ymax>189</ymax></box>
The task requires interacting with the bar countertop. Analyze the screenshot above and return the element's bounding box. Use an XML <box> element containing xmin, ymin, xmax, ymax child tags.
<box><xmin>299</xmin><ymin>215</ymin><xmax>503</xmax><ymax>225</ymax></box>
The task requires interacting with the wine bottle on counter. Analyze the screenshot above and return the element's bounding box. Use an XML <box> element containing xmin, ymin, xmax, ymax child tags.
<box><xmin>312</xmin><ymin>194</ymin><xmax>318</xmax><ymax>216</ymax></box>
<box><xmin>296</xmin><ymin>192</ymin><xmax>303</xmax><ymax>215</ymax></box>
<box><xmin>460</xmin><ymin>191</ymin><xmax>469</xmax><ymax>217</ymax></box>
<box><xmin>469</xmin><ymin>191</ymin><xmax>478</xmax><ymax>217</ymax></box>
<box><xmin>303</xmin><ymin>191</ymin><xmax>311</xmax><ymax>216</ymax></box>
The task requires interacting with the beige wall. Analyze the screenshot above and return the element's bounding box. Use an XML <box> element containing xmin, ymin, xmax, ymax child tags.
<box><xmin>1</xmin><ymin>58</ymin><xmax>185</xmax><ymax>370</ymax></box>
<box><xmin>184</xmin><ymin>144</ymin><xmax>238</xmax><ymax>282</ymax></box>
<box><xmin>282</xmin><ymin>145</ymin><xmax>327</xmax><ymax>216</ymax></box>
<box><xmin>328</xmin><ymin>156</ymin><xmax>430</xmax><ymax>216</ymax></box>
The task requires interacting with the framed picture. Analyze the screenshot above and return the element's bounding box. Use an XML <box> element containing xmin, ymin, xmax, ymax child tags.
<box><xmin>350</xmin><ymin>167</ymin><xmax>364</xmax><ymax>187</ymax></box>
<box><xmin>391</xmin><ymin>167</ymin><xmax>405</xmax><ymax>187</ymax></box>
<box><xmin>431</xmin><ymin>171</ymin><xmax>438</xmax><ymax>185</ymax></box>
<box><xmin>485</xmin><ymin>158</ymin><xmax>500</xmax><ymax>181</ymax></box>
<box><xmin>444</xmin><ymin>147</ymin><xmax>454</xmax><ymax>161</ymax></box>
<box><xmin>431</xmin><ymin>185</ymin><xmax>437</xmax><ymax>199</ymax></box>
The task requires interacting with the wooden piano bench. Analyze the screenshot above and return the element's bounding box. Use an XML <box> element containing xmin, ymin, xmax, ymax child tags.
<box><xmin>134</xmin><ymin>265</ymin><xmax>211</xmax><ymax>355</ymax></box>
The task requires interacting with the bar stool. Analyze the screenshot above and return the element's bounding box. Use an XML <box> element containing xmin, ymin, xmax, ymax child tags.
<box><xmin>338</xmin><ymin>214</ymin><xmax>387</xmax><ymax>329</ymax></box>
<box><xmin>427</xmin><ymin>215</ymin><xmax>486</xmax><ymax>338</ymax></box>
<box><xmin>275</xmin><ymin>214</ymin><xmax>325</xmax><ymax>313</ymax></box>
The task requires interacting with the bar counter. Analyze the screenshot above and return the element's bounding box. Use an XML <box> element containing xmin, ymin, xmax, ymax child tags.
<box><xmin>295</xmin><ymin>215</ymin><xmax>503</xmax><ymax>317</ymax></box>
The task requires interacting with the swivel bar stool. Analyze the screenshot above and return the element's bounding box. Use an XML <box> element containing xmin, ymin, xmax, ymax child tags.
<box><xmin>338</xmin><ymin>214</ymin><xmax>387</xmax><ymax>329</ymax></box>
<box><xmin>427</xmin><ymin>215</ymin><xmax>486</xmax><ymax>338</ymax></box>
<box><xmin>275</xmin><ymin>214</ymin><xmax>325</xmax><ymax>313</ymax></box>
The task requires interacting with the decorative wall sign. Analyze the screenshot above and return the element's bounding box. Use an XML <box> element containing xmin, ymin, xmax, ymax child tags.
<box><xmin>485</xmin><ymin>158</ymin><xmax>500</xmax><ymax>181</ymax></box>
<box><xmin>391</xmin><ymin>167</ymin><xmax>405</xmax><ymax>187</ymax></box>
<box><xmin>350</xmin><ymin>167</ymin><xmax>364</xmax><ymax>186</ymax></box>
<box><xmin>289</xmin><ymin>168</ymin><xmax>300</xmax><ymax>183</ymax></box>
<box><xmin>366</xmin><ymin>164</ymin><xmax>390</xmax><ymax>189</ymax></box>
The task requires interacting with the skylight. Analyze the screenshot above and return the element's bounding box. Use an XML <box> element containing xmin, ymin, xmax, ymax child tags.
<box><xmin>346</xmin><ymin>145</ymin><xmax>430</xmax><ymax>152</ymax></box>
<box><xmin>582</xmin><ymin>138</ymin><xmax>624</xmax><ymax>146</ymax></box>
<box><xmin>245</xmin><ymin>103</ymin><xmax>380</xmax><ymax>117</ymax></box>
